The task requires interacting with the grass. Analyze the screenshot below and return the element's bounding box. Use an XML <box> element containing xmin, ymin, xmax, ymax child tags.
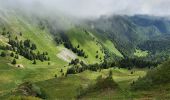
<box><xmin>134</xmin><ymin>49</ymin><xmax>148</xmax><ymax>57</ymax></box>
<box><xmin>0</xmin><ymin>11</ymin><xmax>167</xmax><ymax>100</ymax></box>
<box><xmin>0</xmin><ymin>55</ymin><xmax>68</xmax><ymax>99</ymax></box>
<box><xmin>0</xmin><ymin>13</ymin><xmax>106</xmax><ymax>99</ymax></box>
<box><xmin>0</xmin><ymin>14</ymin><xmax>68</xmax><ymax>98</ymax></box>
<box><xmin>34</xmin><ymin>68</ymin><xmax>146</xmax><ymax>99</ymax></box>
<box><xmin>103</xmin><ymin>40</ymin><xmax>123</xmax><ymax>58</ymax></box>
<box><xmin>9</xmin><ymin>15</ymin><xmax>66</xmax><ymax>66</ymax></box>
<box><xmin>67</xmin><ymin>27</ymin><xmax>105</xmax><ymax>64</ymax></box>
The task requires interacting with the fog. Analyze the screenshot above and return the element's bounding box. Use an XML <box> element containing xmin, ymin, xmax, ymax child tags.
<box><xmin>0</xmin><ymin>0</ymin><xmax>170</xmax><ymax>18</ymax></box>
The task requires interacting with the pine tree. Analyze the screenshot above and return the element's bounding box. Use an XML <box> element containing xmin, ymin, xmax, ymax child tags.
<box><xmin>31</xmin><ymin>43</ymin><xmax>37</xmax><ymax>50</ymax></box>
<box><xmin>33</xmin><ymin>59</ymin><xmax>36</xmax><ymax>64</ymax></box>
<box><xmin>54</xmin><ymin>74</ymin><xmax>57</xmax><ymax>78</ymax></box>
<box><xmin>15</xmin><ymin>36</ymin><xmax>18</xmax><ymax>40</ymax></box>
<box><xmin>96</xmin><ymin>55</ymin><xmax>99</xmax><ymax>59</ymax></box>
<box><xmin>77</xmin><ymin>44</ymin><xmax>80</xmax><ymax>48</ymax></box>
<box><xmin>19</xmin><ymin>32</ymin><xmax>22</xmax><ymax>36</ymax></box>
<box><xmin>15</xmin><ymin>54</ymin><xmax>19</xmax><ymax>59</ymax></box>
<box><xmin>11</xmin><ymin>59</ymin><xmax>16</xmax><ymax>65</ymax></box>
<box><xmin>1</xmin><ymin>52</ymin><xmax>6</xmax><ymax>57</ymax></box>
<box><xmin>10</xmin><ymin>52</ymin><xmax>14</xmax><ymax>57</ymax></box>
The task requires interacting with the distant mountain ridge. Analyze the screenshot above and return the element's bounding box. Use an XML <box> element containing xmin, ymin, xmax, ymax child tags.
<box><xmin>84</xmin><ymin>15</ymin><xmax>170</xmax><ymax>61</ymax></box>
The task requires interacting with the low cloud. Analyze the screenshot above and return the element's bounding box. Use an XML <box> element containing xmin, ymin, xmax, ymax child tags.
<box><xmin>1</xmin><ymin>0</ymin><xmax>170</xmax><ymax>18</ymax></box>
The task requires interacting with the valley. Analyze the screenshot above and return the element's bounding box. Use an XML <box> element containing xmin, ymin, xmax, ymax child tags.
<box><xmin>0</xmin><ymin>1</ymin><xmax>170</xmax><ymax>100</ymax></box>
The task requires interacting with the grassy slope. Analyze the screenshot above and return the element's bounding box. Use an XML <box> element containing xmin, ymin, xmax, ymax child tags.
<box><xmin>34</xmin><ymin>68</ymin><xmax>146</xmax><ymax>99</ymax></box>
<box><xmin>130</xmin><ymin>60</ymin><xmax>170</xmax><ymax>99</ymax></box>
<box><xmin>67</xmin><ymin>28</ymin><xmax>105</xmax><ymax>64</ymax></box>
<box><xmin>103</xmin><ymin>40</ymin><xmax>123</xmax><ymax>58</ymax></box>
<box><xmin>66</xmin><ymin>27</ymin><xmax>124</xmax><ymax>63</ymax></box>
<box><xmin>83</xmin><ymin>60</ymin><xmax>170</xmax><ymax>100</ymax></box>
<box><xmin>0</xmin><ymin>13</ymin><xmax>69</xmax><ymax>98</ymax></box>
<box><xmin>0</xmin><ymin>13</ymin><xmax>123</xmax><ymax>98</ymax></box>
<box><xmin>8</xmin><ymin>14</ymin><xmax>66</xmax><ymax>66</ymax></box>
<box><xmin>1</xmin><ymin>11</ymin><xmax>162</xmax><ymax>100</ymax></box>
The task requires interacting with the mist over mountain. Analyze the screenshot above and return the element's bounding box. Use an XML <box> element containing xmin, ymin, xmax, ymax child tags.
<box><xmin>0</xmin><ymin>1</ymin><xmax>170</xmax><ymax>100</ymax></box>
<box><xmin>1</xmin><ymin>0</ymin><xmax>170</xmax><ymax>18</ymax></box>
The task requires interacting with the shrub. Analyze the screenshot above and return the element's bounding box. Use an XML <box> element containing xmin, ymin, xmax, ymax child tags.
<box><xmin>1</xmin><ymin>52</ymin><xmax>6</xmax><ymax>57</ymax></box>
<box><xmin>33</xmin><ymin>60</ymin><xmax>36</xmax><ymax>64</ymax></box>
<box><xmin>11</xmin><ymin>59</ymin><xmax>16</xmax><ymax>65</ymax></box>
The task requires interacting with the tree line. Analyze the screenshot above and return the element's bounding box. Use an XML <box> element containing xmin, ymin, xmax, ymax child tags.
<box><xmin>58</xmin><ymin>32</ymin><xmax>88</xmax><ymax>58</ymax></box>
<box><xmin>6</xmin><ymin>38</ymin><xmax>50</xmax><ymax>62</ymax></box>
<box><xmin>66</xmin><ymin>58</ymin><xmax>159</xmax><ymax>74</ymax></box>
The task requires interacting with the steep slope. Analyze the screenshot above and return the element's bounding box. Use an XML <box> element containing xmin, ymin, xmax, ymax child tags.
<box><xmin>0</xmin><ymin>9</ymin><xmax>123</xmax><ymax>98</ymax></box>
<box><xmin>85</xmin><ymin>15</ymin><xmax>170</xmax><ymax>61</ymax></box>
<box><xmin>0</xmin><ymin>10</ymin><xmax>69</xmax><ymax>97</ymax></box>
<box><xmin>1</xmin><ymin>7</ymin><xmax>170</xmax><ymax>99</ymax></box>
<box><xmin>132</xmin><ymin>60</ymin><xmax>170</xmax><ymax>90</ymax></box>
<box><xmin>130</xmin><ymin>60</ymin><xmax>170</xmax><ymax>99</ymax></box>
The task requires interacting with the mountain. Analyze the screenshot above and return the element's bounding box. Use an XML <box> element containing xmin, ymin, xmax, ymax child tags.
<box><xmin>0</xmin><ymin>8</ymin><xmax>170</xmax><ymax>99</ymax></box>
<box><xmin>85</xmin><ymin>15</ymin><xmax>170</xmax><ymax>61</ymax></box>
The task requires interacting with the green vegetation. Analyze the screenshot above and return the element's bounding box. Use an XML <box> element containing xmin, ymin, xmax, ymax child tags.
<box><xmin>103</xmin><ymin>40</ymin><xmax>123</xmax><ymax>58</ymax></box>
<box><xmin>66</xmin><ymin>28</ymin><xmax>105</xmax><ymax>64</ymax></box>
<box><xmin>33</xmin><ymin>68</ymin><xmax>146</xmax><ymax>99</ymax></box>
<box><xmin>134</xmin><ymin>49</ymin><xmax>148</xmax><ymax>57</ymax></box>
<box><xmin>0</xmin><ymin>9</ymin><xmax>170</xmax><ymax>100</ymax></box>
<box><xmin>132</xmin><ymin>60</ymin><xmax>170</xmax><ymax>90</ymax></box>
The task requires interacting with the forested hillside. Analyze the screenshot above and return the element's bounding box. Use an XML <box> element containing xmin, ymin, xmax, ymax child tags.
<box><xmin>0</xmin><ymin>6</ymin><xmax>170</xmax><ymax>99</ymax></box>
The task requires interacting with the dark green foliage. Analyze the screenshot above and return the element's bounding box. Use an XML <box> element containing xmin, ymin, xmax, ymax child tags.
<box><xmin>131</xmin><ymin>60</ymin><xmax>170</xmax><ymax>90</ymax></box>
<box><xmin>47</xmin><ymin>57</ymin><xmax>50</xmax><ymax>61</ymax></box>
<box><xmin>62</xmin><ymin>73</ymin><xmax>64</xmax><ymax>76</ymax></box>
<box><xmin>54</xmin><ymin>37</ymin><xmax>62</xmax><ymax>45</ymax></box>
<box><xmin>84</xmin><ymin>55</ymin><xmax>88</xmax><ymax>58</ymax></box>
<box><xmin>0</xmin><ymin>45</ymin><xmax>7</xmax><ymax>50</ymax></box>
<box><xmin>95</xmin><ymin>55</ymin><xmax>98</xmax><ymax>59</ymax></box>
<box><xmin>63</xmin><ymin>41</ymin><xmax>86</xmax><ymax>57</ymax></box>
<box><xmin>96</xmin><ymin>51</ymin><xmax>98</xmax><ymax>53</ymax></box>
<box><xmin>31</xmin><ymin>43</ymin><xmax>37</xmax><ymax>50</ymax></box>
<box><xmin>67</xmin><ymin>57</ymin><xmax>157</xmax><ymax>75</ymax></box>
<box><xmin>54</xmin><ymin>74</ymin><xmax>57</xmax><ymax>78</ymax></box>
<box><xmin>19</xmin><ymin>32</ymin><xmax>22</xmax><ymax>36</ymax></box>
<box><xmin>60</xmin><ymin>33</ymin><xmax>86</xmax><ymax>58</ymax></box>
<box><xmin>77</xmin><ymin>45</ymin><xmax>80</xmax><ymax>48</ymax></box>
<box><xmin>118</xmin><ymin>58</ymin><xmax>158</xmax><ymax>69</ymax></box>
<box><xmin>8</xmin><ymin>39</ymin><xmax>49</xmax><ymax>62</ymax></box>
<box><xmin>0</xmin><ymin>52</ymin><xmax>6</xmax><ymax>57</ymax></box>
<box><xmin>69</xmin><ymin>59</ymin><xmax>80</xmax><ymax>65</ymax></box>
<box><xmin>86</xmin><ymin>15</ymin><xmax>170</xmax><ymax>62</ymax></box>
<box><xmin>139</xmin><ymin>35</ymin><xmax>170</xmax><ymax>54</ymax></box>
<box><xmin>10</xmin><ymin>52</ymin><xmax>14</xmax><ymax>57</ymax></box>
<box><xmin>103</xmin><ymin>47</ymin><xmax>121</xmax><ymax>62</ymax></box>
<box><xmin>77</xmin><ymin>73</ymin><xmax>118</xmax><ymax>98</ymax></box>
<box><xmin>15</xmin><ymin>54</ymin><xmax>19</xmax><ymax>59</ymax></box>
<box><xmin>11</xmin><ymin>59</ymin><xmax>16</xmax><ymax>65</ymax></box>
<box><xmin>24</xmin><ymin>39</ymin><xmax>31</xmax><ymax>48</ymax></box>
<box><xmin>94</xmin><ymin>75</ymin><xmax>118</xmax><ymax>90</ymax></box>
<box><xmin>60</xmin><ymin>69</ymin><xmax>63</xmax><ymax>73</ymax></box>
<box><xmin>15</xmin><ymin>36</ymin><xmax>18</xmax><ymax>40</ymax></box>
<box><xmin>33</xmin><ymin>60</ymin><xmax>36</xmax><ymax>64</ymax></box>
<box><xmin>67</xmin><ymin>60</ymin><xmax>116</xmax><ymax>74</ymax></box>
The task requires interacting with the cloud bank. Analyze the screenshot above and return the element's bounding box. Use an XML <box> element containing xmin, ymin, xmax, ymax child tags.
<box><xmin>1</xmin><ymin>0</ymin><xmax>170</xmax><ymax>18</ymax></box>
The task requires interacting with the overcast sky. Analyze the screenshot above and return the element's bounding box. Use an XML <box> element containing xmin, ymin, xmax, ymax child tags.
<box><xmin>1</xmin><ymin>0</ymin><xmax>170</xmax><ymax>18</ymax></box>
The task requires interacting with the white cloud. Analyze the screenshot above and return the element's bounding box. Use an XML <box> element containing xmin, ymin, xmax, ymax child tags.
<box><xmin>1</xmin><ymin>0</ymin><xmax>170</xmax><ymax>17</ymax></box>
